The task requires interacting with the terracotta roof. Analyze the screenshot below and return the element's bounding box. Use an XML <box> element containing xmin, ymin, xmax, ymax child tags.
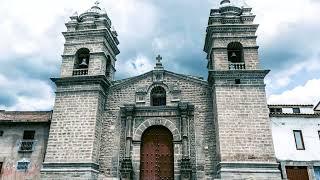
<box><xmin>0</xmin><ymin>110</ymin><xmax>52</xmax><ymax>123</ymax></box>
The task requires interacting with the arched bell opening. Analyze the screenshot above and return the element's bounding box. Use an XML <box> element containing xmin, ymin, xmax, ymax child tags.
<box><xmin>140</xmin><ymin>126</ymin><xmax>174</xmax><ymax>180</ymax></box>
<box><xmin>74</xmin><ymin>48</ymin><xmax>90</xmax><ymax>69</ymax></box>
<box><xmin>106</xmin><ymin>55</ymin><xmax>112</xmax><ymax>77</ymax></box>
<box><xmin>150</xmin><ymin>86</ymin><xmax>166</xmax><ymax>106</ymax></box>
<box><xmin>227</xmin><ymin>42</ymin><xmax>245</xmax><ymax>70</ymax></box>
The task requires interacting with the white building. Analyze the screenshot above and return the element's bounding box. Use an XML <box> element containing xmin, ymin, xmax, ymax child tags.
<box><xmin>270</xmin><ymin>103</ymin><xmax>320</xmax><ymax>180</ymax></box>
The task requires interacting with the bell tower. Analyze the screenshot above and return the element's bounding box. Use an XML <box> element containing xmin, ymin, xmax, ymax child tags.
<box><xmin>41</xmin><ymin>2</ymin><xmax>119</xmax><ymax>179</ymax></box>
<box><xmin>204</xmin><ymin>1</ymin><xmax>281</xmax><ymax>179</ymax></box>
<box><xmin>60</xmin><ymin>1</ymin><xmax>119</xmax><ymax>80</ymax></box>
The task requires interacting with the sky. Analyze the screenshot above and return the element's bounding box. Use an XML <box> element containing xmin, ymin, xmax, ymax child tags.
<box><xmin>0</xmin><ymin>0</ymin><xmax>319</xmax><ymax>111</ymax></box>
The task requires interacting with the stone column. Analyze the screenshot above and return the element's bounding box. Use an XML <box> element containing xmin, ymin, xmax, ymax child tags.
<box><xmin>181</xmin><ymin>115</ymin><xmax>189</xmax><ymax>157</ymax></box>
<box><xmin>125</xmin><ymin>117</ymin><xmax>133</xmax><ymax>157</ymax></box>
<box><xmin>120</xmin><ymin>104</ymin><xmax>135</xmax><ymax>180</ymax></box>
<box><xmin>308</xmin><ymin>165</ymin><xmax>316</xmax><ymax>180</ymax></box>
<box><xmin>280</xmin><ymin>162</ymin><xmax>288</xmax><ymax>179</ymax></box>
<box><xmin>178</xmin><ymin>102</ymin><xmax>193</xmax><ymax>179</ymax></box>
<box><xmin>179</xmin><ymin>102</ymin><xmax>189</xmax><ymax>157</ymax></box>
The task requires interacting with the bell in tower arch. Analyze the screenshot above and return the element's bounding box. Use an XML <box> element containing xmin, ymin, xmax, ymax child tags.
<box><xmin>79</xmin><ymin>58</ymin><xmax>88</xmax><ymax>68</ymax></box>
<box><xmin>230</xmin><ymin>52</ymin><xmax>237</xmax><ymax>62</ymax></box>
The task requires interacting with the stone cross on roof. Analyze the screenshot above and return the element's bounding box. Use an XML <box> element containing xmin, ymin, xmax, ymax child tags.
<box><xmin>154</xmin><ymin>54</ymin><xmax>164</xmax><ymax>70</ymax></box>
<box><xmin>156</xmin><ymin>55</ymin><xmax>162</xmax><ymax>63</ymax></box>
<box><xmin>95</xmin><ymin>1</ymin><xmax>100</xmax><ymax>6</ymax></box>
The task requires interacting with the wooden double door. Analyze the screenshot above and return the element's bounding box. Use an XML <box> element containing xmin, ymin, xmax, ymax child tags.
<box><xmin>286</xmin><ymin>166</ymin><xmax>309</xmax><ymax>180</ymax></box>
<box><xmin>140</xmin><ymin>126</ymin><xmax>174</xmax><ymax>180</ymax></box>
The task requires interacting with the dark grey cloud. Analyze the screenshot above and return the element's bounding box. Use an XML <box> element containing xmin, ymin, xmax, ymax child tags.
<box><xmin>0</xmin><ymin>92</ymin><xmax>17</xmax><ymax>107</ymax></box>
<box><xmin>0</xmin><ymin>56</ymin><xmax>60</xmax><ymax>81</ymax></box>
<box><xmin>1</xmin><ymin>0</ymin><xmax>320</xmax><ymax>109</ymax></box>
<box><xmin>114</xmin><ymin>0</ymin><xmax>210</xmax><ymax>79</ymax></box>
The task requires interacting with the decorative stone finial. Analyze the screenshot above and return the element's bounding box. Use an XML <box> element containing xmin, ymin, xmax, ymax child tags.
<box><xmin>94</xmin><ymin>1</ymin><xmax>100</xmax><ymax>6</ymax></box>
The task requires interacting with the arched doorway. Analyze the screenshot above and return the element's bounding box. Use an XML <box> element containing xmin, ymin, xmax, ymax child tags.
<box><xmin>140</xmin><ymin>126</ymin><xmax>174</xmax><ymax>180</ymax></box>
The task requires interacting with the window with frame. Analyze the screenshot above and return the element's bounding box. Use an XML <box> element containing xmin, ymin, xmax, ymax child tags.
<box><xmin>318</xmin><ymin>131</ymin><xmax>320</xmax><ymax>140</ymax></box>
<box><xmin>16</xmin><ymin>160</ymin><xmax>30</xmax><ymax>171</ymax></box>
<box><xmin>150</xmin><ymin>86</ymin><xmax>166</xmax><ymax>106</ymax></box>
<box><xmin>293</xmin><ymin>130</ymin><xmax>305</xmax><ymax>150</ymax></box>
<box><xmin>0</xmin><ymin>130</ymin><xmax>3</xmax><ymax>136</ymax></box>
<box><xmin>0</xmin><ymin>162</ymin><xmax>2</xmax><ymax>175</ymax></box>
<box><xmin>105</xmin><ymin>55</ymin><xmax>111</xmax><ymax>77</ymax></box>
<box><xmin>23</xmin><ymin>131</ymin><xmax>35</xmax><ymax>140</ymax></box>
<box><xmin>292</xmin><ymin>108</ymin><xmax>301</xmax><ymax>113</ymax></box>
<box><xmin>19</xmin><ymin>131</ymin><xmax>36</xmax><ymax>152</ymax></box>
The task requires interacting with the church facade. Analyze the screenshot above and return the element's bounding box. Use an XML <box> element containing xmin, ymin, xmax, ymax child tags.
<box><xmin>0</xmin><ymin>0</ymin><xmax>285</xmax><ymax>179</ymax></box>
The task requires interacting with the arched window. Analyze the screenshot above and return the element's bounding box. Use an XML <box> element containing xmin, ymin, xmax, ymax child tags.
<box><xmin>151</xmin><ymin>86</ymin><xmax>166</xmax><ymax>106</ymax></box>
<box><xmin>227</xmin><ymin>42</ymin><xmax>243</xmax><ymax>63</ymax></box>
<box><xmin>106</xmin><ymin>55</ymin><xmax>111</xmax><ymax>77</ymax></box>
<box><xmin>74</xmin><ymin>48</ymin><xmax>90</xmax><ymax>69</ymax></box>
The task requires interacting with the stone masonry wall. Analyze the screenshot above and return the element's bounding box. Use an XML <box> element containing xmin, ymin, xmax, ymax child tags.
<box><xmin>44</xmin><ymin>84</ymin><xmax>104</xmax><ymax>164</ymax></box>
<box><xmin>61</xmin><ymin>33</ymin><xmax>116</xmax><ymax>79</ymax></box>
<box><xmin>211</xmin><ymin>36</ymin><xmax>260</xmax><ymax>71</ymax></box>
<box><xmin>100</xmin><ymin>71</ymin><xmax>217</xmax><ymax>179</ymax></box>
<box><xmin>213</xmin><ymin>83</ymin><xmax>276</xmax><ymax>162</ymax></box>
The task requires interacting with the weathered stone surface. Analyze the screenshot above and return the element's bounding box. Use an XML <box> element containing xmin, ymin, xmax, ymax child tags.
<box><xmin>0</xmin><ymin>117</ymin><xmax>50</xmax><ymax>180</ymax></box>
<box><xmin>99</xmin><ymin>71</ymin><xmax>217</xmax><ymax>179</ymax></box>
<box><xmin>0</xmin><ymin>1</ymin><xmax>284</xmax><ymax>180</ymax></box>
<box><xmin>205</xmin><ymin>1</ymin><xmax>281</xmax><ymax>179</ymax></box>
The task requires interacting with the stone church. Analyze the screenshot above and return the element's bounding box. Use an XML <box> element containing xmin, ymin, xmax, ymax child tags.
<box><xmin>0</xmin><ymin>0</ymin><xmax>284</xmax><ymax>179</ymax></box>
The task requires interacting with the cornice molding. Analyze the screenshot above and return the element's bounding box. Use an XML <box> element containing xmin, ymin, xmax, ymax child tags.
<box><xmin>51</xmin><ymin>75</ymin><xmax>111</xmax><ymax>93</ymax></box>
<box><xmin>63</xmin><ymin>29</ymin><xmax>120</xmax><ymax>55</ymax></box>
<box><xmin>208</xmin><ymin>70</ymin><xmax>270</xmax><ymax>78</ymax></box>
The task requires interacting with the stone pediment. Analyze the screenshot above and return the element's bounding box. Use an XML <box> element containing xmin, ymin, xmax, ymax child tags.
<box><xmin>111</xmin><ymin>70</ymin><xmax>207</xmax><ymax>90</ymax></box>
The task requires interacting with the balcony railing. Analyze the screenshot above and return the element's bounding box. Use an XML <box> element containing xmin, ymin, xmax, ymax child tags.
<box><xmin>72</xmin><ymin>68</ymin><xmax>88</xmax><ymax>76</ymax></box>
<box><xmin>229</xmin><ymin>63</ymin><xmax>246</xmax><ymax>70</ymax></box>
<box><xmin>18</xmin><ymin>140</ymin><xmax>37</xmax><ymax>152</ymax></box>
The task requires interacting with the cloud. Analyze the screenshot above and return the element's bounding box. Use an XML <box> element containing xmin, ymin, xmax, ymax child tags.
<box><xmin>266</xmin><ymin>53</ymin><xmax>320</xmax><ymax>90</ymax></box>
<box><xmin>247</xmin><ymin>0</ymin><xmax>320</xmax><ymax>43</ymax></box>
<box><xmin>117</xmin><ymin>54</ymin><xmax>154</xmax><ymax>77</ymax></box>
<box><xmin>0</xmin><ymin>0</ymin><xmax>319</xmax><ymax>110</ymax></box>
<box><xmin>268</xmin><ymin>79</ymin><xmax>320</xmax><ymax>105</ymax></box>
<box><xmin>0</xmin><ymin>74</ymin><xmax>54</xmax><ymax>111</ymax></box>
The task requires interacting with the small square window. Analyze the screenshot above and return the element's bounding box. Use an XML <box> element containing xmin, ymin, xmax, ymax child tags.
<box><xmin>0</xmin><ymin>131</ymin><xmax>3</xmax><ymax>136</ymax></box>
<box><xmin>19</xmin><ymin>131</ymin><xmax>36</xmax><ymax>152</ymax></box>
<box><xmin>270</xmin><ymin>108</ymin><xmax>282</xmax><ymax>113</ymax></box>
<box><xmin>235</xmin><ymin>79</ymin><xmax>241</xmax><ymax>84</ymax></box>
<box><xmin>17</xmin><ymin>160</ymin><xmax>30</xmax><ymax>171</ymax></box>
<box><xmin>23</xmin><ymin>131</ymin><xmax>35</xmax><ymax>140</ymax></box>
<box><xmin>293</xmin><ymin>108</ymin><xmax>301</xmax><ymax>114</ymax></box>
<box><xmin>293</xmin><ymin>130</ymin><xmax>305</xmax><ymax>150</ymax></box>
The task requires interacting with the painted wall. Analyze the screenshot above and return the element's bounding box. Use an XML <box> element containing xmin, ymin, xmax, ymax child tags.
<box><xmin>271</xmin><ymin>116</ymin><xmax>320</xmax><ymax>161</ymax></box>
<box><xmin>0</xmin><ymin>123</ymin><xmax>49</xmax><ymax>180</ymax></box>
